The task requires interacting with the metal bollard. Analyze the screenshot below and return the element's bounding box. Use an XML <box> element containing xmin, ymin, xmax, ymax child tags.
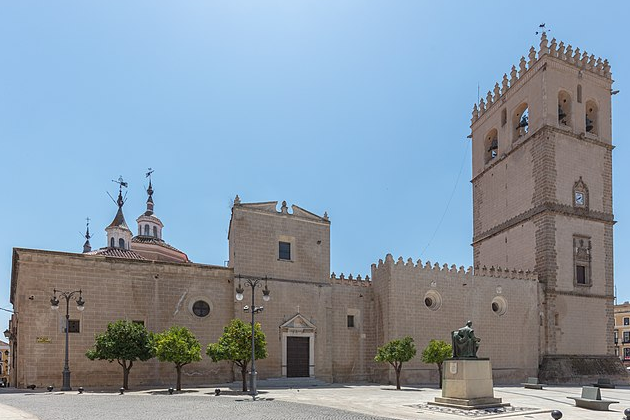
<box><xmin>624</xmin><ymin>407</ymin><xmax>630</xmax><ymax>420</ymax></box>
<box><xmin>119</xmin><ymin>387</ymin><xmax>125</xmax><ymax>395</ymax></box>
<box><xmin>78</xmin><ymin>387</ymin><xmax>84</xmax><ymax>394</ymax></box>
<box><xmin>47</xmin><ymin>386</ymin><xmax>53</xmax><ymax>392</ymax></box>
<box><xmin>550</xmin><ymin>410</ymin><xmax>562</xmax><ymax>419</ymax></box>
<box><xmin>168</xmin><ymin>387</ymin><xmax>174</xmax><ymax>395</ymax></box>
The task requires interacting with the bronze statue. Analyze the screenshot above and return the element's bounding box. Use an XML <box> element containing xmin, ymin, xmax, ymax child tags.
<box><xmin>452</xmin><ymin>320</ymin><xmax>481</xmax><ymax>358</ymax></box>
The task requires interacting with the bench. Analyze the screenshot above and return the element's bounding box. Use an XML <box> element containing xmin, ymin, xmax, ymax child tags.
<box><xmin>567</xmin><ymin>386</ymin><xmax>619</xmax><ymax>411</ymax></box>
<box><xmin>593</xmin><ymin>378</ymin><xmax>615</xmax><ymax>388</ymax></box>
<box><xmin>521</xmin><ymin>377</ymin><xmax>546</xmax><ymax>390</ymax></box>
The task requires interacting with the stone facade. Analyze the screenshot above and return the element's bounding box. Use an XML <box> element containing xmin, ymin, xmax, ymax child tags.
<box><xmin>614</xmin><ymin>303</ymin><xmax>630</xmax><ymax>366</ymax></box>
<box><xmin>6</xmin><ymin>33</ymin><xmax>624</xmax><ymax>389</ymax></box>
<box><xmin>0</xmin><ymin>339</ymin><xmax>9</xmax><ymax>386</ymax></box>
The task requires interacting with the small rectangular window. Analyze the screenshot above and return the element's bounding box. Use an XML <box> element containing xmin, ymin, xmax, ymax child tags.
<box><xmin>624</xmin><ymin>318</ymin><xmax>629</xmax><ymax>326</ymax></box>
<box><xmin>66</xmin><ymin>320</ymin><xmax>80</xmax><ymax>333</ymax></box>
<box><xmin>625</xmin><ymin>348</ymin><xmax>630</xmax><ymax>359</ymax></box>
<box><xmin>347</xmin><ymin>315</ymin><xmax>355</xmax><ymax>328</ymax></box>
<box><xmin>279</xmin><ymin>241</ymin><xmax>291</xmax><ymax>260</ymax></box>
<box><xmin>576</xmin><ymin>265</ymin><xmax>587</xmax><ymax>284</ymax></box>
<box><xmin>624</xmin><ymin>331</ymin><xmax>630</xmax><ymax>343</ymax></box>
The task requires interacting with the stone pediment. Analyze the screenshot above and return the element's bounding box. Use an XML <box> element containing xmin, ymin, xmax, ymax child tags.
<box><xmin>291</xmin><ymin>205</ymin><xmax>328</xmax><ymax>222</ymax></box>
<box><xmin>240</xmin><ymin>201</ymin><xmax>279</xmax><ymax>212</ymax></box>
<box><xmin>280</xmin><ymin>313</ymin><xmax>316</xmax><ymax>332</ymax></box>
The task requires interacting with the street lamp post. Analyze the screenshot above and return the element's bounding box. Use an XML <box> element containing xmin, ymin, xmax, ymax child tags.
<box><xmin>235</xmin><ymin>275</ymin><xmax>270</xmax><ymax>400</ymax></box>
<box><xmin>50</xmin><ymin>289</ymin><xmax>85</xmax><ymax>391</ymax></box>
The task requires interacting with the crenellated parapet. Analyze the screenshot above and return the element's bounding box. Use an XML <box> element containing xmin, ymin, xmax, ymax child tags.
<box><xmin>330</xmin><ymin>272</ymin><xmax>371</xmax><ymax>286</ymax></box>
<box><xmin>471</xmin><ymin>33</ymin><xmax>612</xmax><ymax>124</ymax></box>
<box><xmin>371</xmin><ymin>253</ymin><xmax>537</xmax><ymax>281</ymax></box>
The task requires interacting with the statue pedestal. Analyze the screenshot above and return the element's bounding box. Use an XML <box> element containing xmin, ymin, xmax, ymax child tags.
<box><xmin>429</xmin><ymin>359</ymin><xmax>509</xmax><ymax>410</ymax></box>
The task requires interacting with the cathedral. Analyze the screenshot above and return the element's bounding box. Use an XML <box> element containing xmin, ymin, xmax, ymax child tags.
<box><xmin>7</xmin><ymin>34</ymin><xmax>626</xmax><ymax>389</ymax></box>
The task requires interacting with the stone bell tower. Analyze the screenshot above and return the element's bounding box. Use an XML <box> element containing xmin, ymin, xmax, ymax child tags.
<box><xmin>470</xmin><ymin>34</ymin><xmax>622</xmax><ymax>381</ymax></box>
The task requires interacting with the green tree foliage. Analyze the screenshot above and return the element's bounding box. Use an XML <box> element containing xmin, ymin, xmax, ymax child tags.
<box><xmin>154</xmin><ymin>326</ymin><xmax>202</xmax><ymax>391</ymax></box>
<box><xmin>85</xmin><ymin>320</ymin><xmax>154</xmax><ymax>389</ymax></box>
<box><xmin>421</xmin><ymin>339</ymin><xmax>452</xmax><ymax>389</ymax></box>
<box><xmin>374</xmin><ymin>336</ymin><xmax>417</xmax><ymax>390</ymax></box>
<box><xmin>206</xmin><ymin>318</ymin><xmax>268</xmax><ymax>392</ymax></box>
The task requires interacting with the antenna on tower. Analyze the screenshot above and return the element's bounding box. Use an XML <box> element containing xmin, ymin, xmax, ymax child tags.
<box><xmin>146</xmin><ymin>168</ymin><xmax>154</xmax><ymax>180</ymax></box>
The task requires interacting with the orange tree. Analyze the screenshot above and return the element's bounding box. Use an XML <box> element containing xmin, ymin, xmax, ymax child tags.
<box><xmin>206</xmin><ymin>318</ymin><xmax>267</xmax><ymax>392</ymax></box>
<box><xmin>374</xmin><ymin>336</ymin><xmax>416</xmax><ymax>390</ymax></box>
<box><xmin>86</xmin><ymin>320</ymin><xmax>154</xmax><ymax>389</ymax></box>
<box><xmin>154</xmin><ymin>326</ymin><xmax>202</xmax><ymax>391</ymax></box>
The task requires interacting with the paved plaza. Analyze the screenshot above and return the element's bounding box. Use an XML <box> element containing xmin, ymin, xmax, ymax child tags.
<box><xmin>2</xmin><ymin>383</ymin><xmax>630</xmax><ymax>420</ymax></box>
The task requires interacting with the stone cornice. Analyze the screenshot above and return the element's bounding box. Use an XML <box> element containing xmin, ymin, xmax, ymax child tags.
<box><xmin>473</xmin><ymin>202</ymin><xmax>615</xmax><ymax>245</ymax></box>
<box><xmin>550</xmin><ymin>289</ymin><xmax>613</xmax><ymax>300</ymax></box>
<box><xmin>10</xmin><ymin>247</ymin><xmax>230</xmax><ymax>274</ymax></box>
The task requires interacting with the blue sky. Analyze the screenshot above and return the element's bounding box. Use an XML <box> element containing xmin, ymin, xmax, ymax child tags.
<box><xmin>1</xmin><ymin>1</ymin><xmax>628</xmax><ymax>331</ymax></box>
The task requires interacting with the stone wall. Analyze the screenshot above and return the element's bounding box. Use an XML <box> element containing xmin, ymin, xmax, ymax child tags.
<box><xmin>371</xmin><ymin>255</ymin><xmax>540</xmax><ymax>385</ymax></box>
<box><xmin>11</xmin><ymin>248</ymin><xmax>235</xmax><ymax>389</ymax></box>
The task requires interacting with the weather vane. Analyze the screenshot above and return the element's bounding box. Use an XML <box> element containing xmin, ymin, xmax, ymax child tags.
<box><xmin>535</xmin><ymin>23</ymin><xmax>551</xmax><ymax>35</ymax></box>
<box><xmin>112</xmin><ymin>176</ymin><xmax>128</xmax><ymax>192</ymax></box>
<box><xmin>146</xmin><ymin>168</ymin><xmax>154</xmax><ymax>179</ymax></box>
<box><xmin>108</xmin><ymin>176</ymin><xmax>128</xmax><ymax>206</ymax></box>
<box><xmin>80</xmin><ymin>217</ymin><xmax>93</xmax><ymax>241</ymax></box>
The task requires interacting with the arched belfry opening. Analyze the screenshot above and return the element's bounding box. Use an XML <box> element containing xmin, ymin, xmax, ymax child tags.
<box><xmin>484</xmin><ymin>128</ymin><xmax>499</xmax><ymax>164</ymax></box>
<box><xmin>558</xmin><ymin>91</ymin><xmax>572</xmax><ymax>127</ymax></box>
<box><xmin>513</xmin><ymin>103</ymin><xmax>529</xmax><ymax>141</ymax></box>
<box><xmin>585</xmin><ymin>100</ymin><xmax>598</xmax><ymax>135</ymax></box>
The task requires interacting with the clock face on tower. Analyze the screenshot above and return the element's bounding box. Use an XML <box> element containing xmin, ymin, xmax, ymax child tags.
<box><xmin>575</xmin><ymin>191</ymin><xmax>585</xmax><ymax>206</ymax></box>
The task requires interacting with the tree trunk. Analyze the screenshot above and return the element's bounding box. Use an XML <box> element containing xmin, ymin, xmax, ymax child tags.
<box><xmin>116</xmin><ymin>359</ymin><xmax>135</xmax><ymax>390</ymax></box>
<box><xmin>122</xmin><ymin>361</ymin><xmax>132</xmax><ymax>390</ymax></box>
<box><xmin>176</xmin><ymin>365</ymin><xmax>182</xmax><ymax>391</ymax></box>
<box><xmin>241</xmin><ymin>364</ymin><xmax>248</xmax><ymax>392</ymax></box>
<box><xmin>395</xmin><ymin>364</ymin><xmax>402</xmax><ymax>390</ymax></box>
<box><xmin>437</xmin><ymin>363</ymin><xmax>443</xmax><ymax>389</ymax></box>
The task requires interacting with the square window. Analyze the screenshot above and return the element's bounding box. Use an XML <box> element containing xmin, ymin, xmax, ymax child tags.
<box><xmin>66</xmin><ymin>320</ymin><xmax>80</xmax><ymax>333</ymax></box>
<box><xmin>576</xmin><ymin>265</ymin><xmax>587</xmax><ymax>284</ymax></box>
<box><xmin>279</xmin><ymin>241</ymin><xmax>291</xmax><ymax>260</ymax></box>
<box><xmin>347</xmin><ymin>315</ymin><xmax>355</xmax><ymax>328</ymax></box>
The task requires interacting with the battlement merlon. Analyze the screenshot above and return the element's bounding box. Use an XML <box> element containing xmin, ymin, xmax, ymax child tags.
<box><xmin>330</xmin><ymin>272</ymin><xmax>371</xmax><ymax>286</ymax></box>
<box><xmin>371</xmin><ymin>254</ymin><xmax>537</xmax><ymax>281</ymax></box>
<box><xmin>470</xmin><ymin>33</ymin><xmax>613</xmax><ymax>127</ymax></box>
